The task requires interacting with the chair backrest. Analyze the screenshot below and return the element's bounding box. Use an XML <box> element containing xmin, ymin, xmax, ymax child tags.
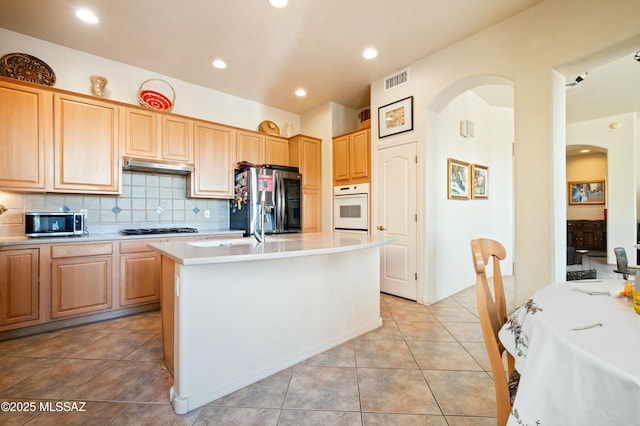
<box><xmin>614</xmin><ymin>247</ymin><xmax>628</xmax><ymax>271</ymax></box>
<box><xmin>471</xmin><ymin>238</ymin><xmax>513</xmax><ymax>426</ymax></box>
<box><xmin>613</xmin><ymin>247</ymin><xmax>632</xmax><ymax>279</ymax></box>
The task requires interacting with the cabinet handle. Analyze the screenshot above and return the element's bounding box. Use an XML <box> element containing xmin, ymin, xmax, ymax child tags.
<box><xmin>377</xmin><ymin>225</ymin><xmax>385</xmax><ymax>231</ymax></box>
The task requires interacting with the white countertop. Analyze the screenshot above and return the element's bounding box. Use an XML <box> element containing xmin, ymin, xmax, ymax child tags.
<box><xmin>149</xmin><ymin>232</ymin><xmax>395</xmax><ymax>265</ymax></box>
<box><xmin>0</xmin><ymin>229</ymin><xmax>244</xmax><ymax>247</ymax></box>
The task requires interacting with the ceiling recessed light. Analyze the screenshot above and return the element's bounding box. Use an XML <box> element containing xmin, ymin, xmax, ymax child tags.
<box><xmin>212</xmin><ymin>59</ymin><xmax>227</xmax><ymax>69</ymax></box>
<box><xmin>269</xmin><ymin>0</ymin><xmax>288</xmax><ymax>8</ymax></box>
<box><xmin>580</xmin><ymin>149</ymin><xmax>591</xmax><ymax>153</ymax></box>
<box><xmin>363</xmin><ymin>48</ymin><xmax>378</xmax><ymax>59</ymax></box>
<box><xmin>295</xmin><ymin>89</ymin><xmax>306</xmax><ymax>97</ymax></box>
<box><xmin>75</xmin><ymin>9</ymin><xmax>99</xmax><ymax>24</ymax></box>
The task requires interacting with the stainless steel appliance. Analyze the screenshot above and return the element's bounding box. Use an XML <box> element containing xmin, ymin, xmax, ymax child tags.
<box><xmin>333</xmin><ymin>183</ymin><xmax>369</xmax><ymax>233</ymax></box>
<box><xmin>122</xmin><ymin>157</ymin><xmax>194</xmax><ymax>175</ymax></box>
<box><xmin>230</xmin><ymin>165</ymin><xmax>302</xmax><ymax>236</ymax></box>
<box><xmin>25</xmin><ymin>212</ymin><xmax>84</xmax><ymax>237</ymax></box>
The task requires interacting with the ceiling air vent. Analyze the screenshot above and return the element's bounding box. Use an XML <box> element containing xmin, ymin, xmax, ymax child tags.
<box><xmin>384</xmin><ymin>68</ymin><xmax>409</xmax><ymax>91</ymax></box>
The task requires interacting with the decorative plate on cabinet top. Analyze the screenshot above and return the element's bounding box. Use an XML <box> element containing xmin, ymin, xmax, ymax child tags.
<box><xmin>0</xmin><ymin>53</ymin><xmax>56</xmax><ymax>86</ymax></box>
<box><xmin>258</xmin><ymin>120</ymin><xmax>280</xmax><ymax>135</ymax></box>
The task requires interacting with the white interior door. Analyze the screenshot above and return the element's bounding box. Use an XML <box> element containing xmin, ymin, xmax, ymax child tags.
<box><xmin>377</xmin><ymin>142</ymin><xmax>417</xmax><ymax>300</ymax></box>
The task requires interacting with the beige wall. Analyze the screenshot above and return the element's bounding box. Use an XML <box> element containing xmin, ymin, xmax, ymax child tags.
<box><xmin>370</xmin><ymin>0</ymin><xmax>640</xmax><ymax>304</ymax></box>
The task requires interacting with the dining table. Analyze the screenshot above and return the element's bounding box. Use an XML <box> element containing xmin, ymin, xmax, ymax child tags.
<box><xmin>498</xmin><ymin>279</ymin><xmax>640</xmax><ymax>425</ymax></box>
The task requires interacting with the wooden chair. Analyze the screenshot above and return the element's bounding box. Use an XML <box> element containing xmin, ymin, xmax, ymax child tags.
<box><xmin>470</xmin><ymin>238</ymin><xmax>516</xmax><ymax>426</ymax></box>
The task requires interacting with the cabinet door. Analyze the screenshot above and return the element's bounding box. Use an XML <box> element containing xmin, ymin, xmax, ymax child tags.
<box><xmin>0</xmin><ymin>81</ymin><xmax>50</xmax><ymax>191</ymax></box>
<box><xmin>350</xmin><ymin>128</ymin><xmax>370</xmax><ymax>180</ymax></box>
<box><xmin>50</xmin><ymin>256</ymin><xmax>112</xmax><ymax>318</ymax></box>
<box><xmin>0</xmin><ymin>248</ymin><xmax>39</xmax><ymax>325</ymax></box>
<box><xmin>53</xmin><ymin>94</ymin><xmax>120</xmax><ymax>193</ymax></box>
<box><xmin>302</xmin><ymin>189</ymin><xmax>321</xmax><ymax>232</ymax></box>
<box><xmin>120</xmin><ymin>252</ymin><xmax>161</xmax><ymax>306</ymax></box>
<box><xmin>333</xmin><ymin>135</ymin><xmax>350</xmax><ymax>183</ymax></box>
<box><xmin>162</xmin><ymin>115</ymin><xmax>193</xmax><ymax>163</ymax></box>
<box><xmin>289</xmin><ymin>135</ymin><xmax>321</xmax><ymax>190</ymax></box>
<box><xmin>124</xmin><ymin>107</ymin><xmax>158</xmax><ymax>159</ymax></box>
<box><xmin>236</xmin><ymin>130</ymin><xmax>262</xmax><ymax>165</ymax></box>
<box><xmin>188</xmin><ymin>121</ymin><xmax>234</xmax><ymax>198</ymax></box>
<box><xmin>301</xmin><ymin>136</ymin><xmax>321</xmax><ymax>189</ymax></box>
<box><xmin>265</xmin><ymin>135</ymin><xmax>289</xmax><ymax>165</ymax></box>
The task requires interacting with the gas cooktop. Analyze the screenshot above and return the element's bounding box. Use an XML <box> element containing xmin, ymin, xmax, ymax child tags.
<box><xmin>120</xmin><ymin>227</ymin><xmax>199</xmax><ymax>236</ymax></box>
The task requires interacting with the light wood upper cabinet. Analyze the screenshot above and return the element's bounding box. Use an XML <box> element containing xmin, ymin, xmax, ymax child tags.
<box><xmin>289</xmin><ymin>135</ymin><xmax>321</xmax><ymax>190</ymax></box>
<box><xmin>162</xmin><ymin>115</ymin><xmax>193</xmax><ymax>163</ymax></box>
<box><xmin>236</xmin><ymin>130</ymin><xmax>262</xmax><ymax>165</ymax></box>
<box><xmin>123</xmin><ymin>108</ymin><xmax>158</xmax><ymax>158</ymax></box>
<box><xmin>0</xmin><ymin>80</ymin><xmax>51</xmax><ymax>191</ymax></box>
<box><xmin>333</xmin><ymin>127</ymin><xmax>370</xmax><ymax>185</ymax></box>
<box><xmin>265</xmin><ymin>135</ymin><xmax>289</xmax><ymax>165</ymax></box>
<box><xmin>123</xmin><ymin>107</ymin><xmax>193</xmax><ymax>164</ymax></box>
<box><xmin>53</xmin><ymin>93</ymin><xmax>120</xmax><ymax>194</ymax></box>
<box><xmin>333</xmin><ymin>135</ymin><xmax>350</xmax><ymax>183</ymax></box>
<box><xmin>236</xmin><ymin>130</ymin><xmax>289</xmax><ymax>166</ymax></box>
<box><xmin>0</xmin><ymin>248</ymin><xmax>39</xmax><ymax>326</ymax></box>
<box><xmin>349</xmin><ymin>128</ymin><xmax>370</xmax><ymax>180</ymax></box>
<box><xmin>188</xmin><ymin>120</ymin><xmax>235</xmax><ymax>198</ymax></box>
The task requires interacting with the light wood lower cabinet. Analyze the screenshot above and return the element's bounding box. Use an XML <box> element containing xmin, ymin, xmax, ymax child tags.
<box><xmin>119</xmin><ymin>240</ymin><xmax>161</xmax><ymax>307</ymax></box>
<box><xmin>50</xmin><ymin>242</ymin><xmax>113</xmax><ymax>319</ymax></box>
<box><xmin>0</xmin><ymin>248</ymin><xmax>39</xmax><ymax>325</ymax></box>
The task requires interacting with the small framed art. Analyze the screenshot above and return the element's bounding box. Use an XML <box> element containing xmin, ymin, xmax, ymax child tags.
<box><xmin>471</xmin><ymin>164</ymin><xmax>488</xmax><ymax>199</ymax></box>
<box><xmin>378</xmin><ymin>96</ymin><xmax>413</xmax><ymax>138</ymax></box>
<box><xmin>568</xmin><ymin>181</ymin><xmax>605</xmax><ymax>205</ymax></box>
<box><xmin>447</xmin><ymin>158</ymin><xmax>469</xmax><ymax>200</ymax></box>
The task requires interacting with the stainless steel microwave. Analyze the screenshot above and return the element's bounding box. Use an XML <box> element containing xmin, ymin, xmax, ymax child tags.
<box><xmin>25</xmin><ymin>212</ymin><xmax>84</xmax><ymax>237</ymax></box>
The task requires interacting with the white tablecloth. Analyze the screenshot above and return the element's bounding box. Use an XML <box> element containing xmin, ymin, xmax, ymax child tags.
<box><xmin>498</xmin><ymin>280</ymin><xmax>640</xmax><ymax>425</ymax></box>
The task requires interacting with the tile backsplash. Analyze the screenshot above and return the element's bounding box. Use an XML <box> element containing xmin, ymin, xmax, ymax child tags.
<box><xmin>0</xmin><ymin>172</ymin><xmax>229</xmax><ymax>236</ymax></box>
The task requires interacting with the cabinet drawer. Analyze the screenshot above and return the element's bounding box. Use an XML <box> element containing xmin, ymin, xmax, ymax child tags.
<box><xmin>120</xmin><ymin>239</ymin><xmax>162</xmax><ymax>254</ymax></box>
<box><xmin>51</xmin><ymin>242</ymin><xmax>113</xmax><ymax>258</ymax></box>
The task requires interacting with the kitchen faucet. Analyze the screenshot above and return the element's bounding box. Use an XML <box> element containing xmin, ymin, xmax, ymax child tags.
<box><xmin>254</xmin><ymin>192</ymin><xmax>266</xmax><ymax>244</ymax></box>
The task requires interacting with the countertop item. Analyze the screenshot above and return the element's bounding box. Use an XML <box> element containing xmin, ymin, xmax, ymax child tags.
<box><xmin>149</xmin><ymin>232</ymin><xmax>394</xmax><ymax>265</ymax></box>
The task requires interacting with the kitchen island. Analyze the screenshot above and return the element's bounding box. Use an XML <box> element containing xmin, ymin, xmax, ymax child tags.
<box><xmin>149</xmin><ymin>232</ymin><xmax>393</xmax><ymax>414</ymax></box>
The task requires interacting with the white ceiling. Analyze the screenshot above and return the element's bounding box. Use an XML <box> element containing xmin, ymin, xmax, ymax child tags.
<box><xmin>0</xmin><ymin>0</ymin><xmax>637</xmax><ymax>123</ymax></box>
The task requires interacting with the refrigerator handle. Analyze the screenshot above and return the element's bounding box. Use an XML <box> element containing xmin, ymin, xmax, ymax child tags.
<box><xmin>276</xmin><ymin>173</ymin><xmax>284</xmax><ymax>231</ymax></box>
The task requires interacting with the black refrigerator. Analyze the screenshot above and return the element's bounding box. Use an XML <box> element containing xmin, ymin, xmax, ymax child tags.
<box><xmin>230</xmin><ymin>165</ymin><xmax>302</xmax><ymax>236</ymax></box>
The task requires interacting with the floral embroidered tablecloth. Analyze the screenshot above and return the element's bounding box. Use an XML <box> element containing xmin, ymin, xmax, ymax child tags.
<box><xmin>498</xmin><ymin>280</ymin><xmax>640</xmax><ymax>425</ymax></box>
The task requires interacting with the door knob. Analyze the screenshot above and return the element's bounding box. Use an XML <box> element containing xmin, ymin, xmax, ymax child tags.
<box><xmin>377</xmin><ymin>225</ymin><xmax>385</xmax><ymax>231</ymax></box>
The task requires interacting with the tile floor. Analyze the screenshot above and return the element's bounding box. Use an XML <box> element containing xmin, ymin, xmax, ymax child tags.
<box><xmin>0</xmin><ymin>255</ymin><xmax>617</xmax><ymax>425</ymax></box>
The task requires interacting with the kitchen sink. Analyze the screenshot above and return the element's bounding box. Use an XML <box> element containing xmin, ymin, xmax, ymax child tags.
<box><xmin>187</xmin><ymin>238</ymin><xmax>257</xmax><ymax>247</ymax></box>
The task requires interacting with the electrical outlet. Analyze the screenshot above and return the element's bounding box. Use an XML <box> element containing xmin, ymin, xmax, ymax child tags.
<box><xmin>204</xmin><ymin>210</ymin><xmax>210</xmax><ymax>218</ymax></box>
<box><xmin>80</xmin><ymin>208</ymin><xmax>88</xmax><ymax>219</ymax></box>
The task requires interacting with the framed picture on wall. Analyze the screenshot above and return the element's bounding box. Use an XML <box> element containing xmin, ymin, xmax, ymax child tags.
<box><xmin>568</xmin><ymin>180</ymin><xmax>605</xmax><ymax>205</ymax></box>
<box><xmin>447</xmin><ymin>158</ymin><xmax>469</xmax><ymax>200</ymax></box>
<box><xmin>378</xmin><ymin>96</ymin><xmax>413</xmax><ymax>138</ymax></box>
<box><xmin>471</xmin><ymin>164</ymin><xmax>488</xmax><ymax>199</ymax></box>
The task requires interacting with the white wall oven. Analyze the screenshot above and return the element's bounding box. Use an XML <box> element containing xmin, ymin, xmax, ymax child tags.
<box><xmin>333</xmin><ymin>183</ymin><xmax>369</xmax><ymax>233</ymax></box>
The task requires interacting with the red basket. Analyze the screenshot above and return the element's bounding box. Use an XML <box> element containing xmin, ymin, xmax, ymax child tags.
<box><xmin>138</xmin><ymin>79</ymin><xmax>175</xmax><ymax>111</ymax></box>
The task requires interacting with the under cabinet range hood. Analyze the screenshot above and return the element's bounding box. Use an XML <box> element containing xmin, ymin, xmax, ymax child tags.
<box><xmin>122</xmin><ymin>157</ymin><xmax>194</xmax><ymax>175</ymax></box>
